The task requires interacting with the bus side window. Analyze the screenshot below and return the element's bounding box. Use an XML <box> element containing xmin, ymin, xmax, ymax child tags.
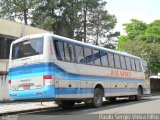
<box><xmin>100</xmin><ymin>51</ymin><xmax>108</xmax><ymax>67</ymax></box>
<box><xmin>125</xmin><ymin>57</ymin><xmax>131</xmax><ymax>70</ymax></box>
<box><xmin>54</xmin><ymin>41</ymin><xmax>65</xmax><ymax>61</ymax></box>
<box><xmin>64</xmin><ymin>42</ymin><xmax>74</xmax><ymax>62</ymax></box>
<box><xmin>135</xmin><ymin>59</ymin><xmax>141</xmax><ymax>71</ymax></box>
<box><xmin>131</xmin><ymin>59</ymin><xmax>136</xmax><ymax>71</ymax></box>
<box><xmin>75</xmin><ymin>45</ymin><xmax>85</xmax><ymax>63</ymax></box>
<box><xmin>114</xmin><ymin>54</ymin><xmax>121</xmax><ymax>69</ymax></box>
<box><xmin>120</xmin><ymin>56</ymin><xmax>126</xmax><ymax>70</ymax></box>
<box><xmin>108</xmin><ymin>53</ymin><xmax>115</xmax><ymax>68</ymax></box>
<box><xmin>93</xmin><ymin>49</ymin><xmax>101</xmax><ymax>66</ymax></box>
<box><xmin>83</xmin><ymin>47</ymin><xmax>93</xmax><ymax>64</ymax></box>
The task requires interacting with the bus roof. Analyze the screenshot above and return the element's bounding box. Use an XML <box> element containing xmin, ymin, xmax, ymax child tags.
<box><xmin>13</xmin><ymin>33</ymin><xmax>142</xmax><ymax>60</ymax></box>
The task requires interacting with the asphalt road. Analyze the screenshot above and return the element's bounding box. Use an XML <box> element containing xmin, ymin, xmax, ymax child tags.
<box><xmin>1</xmin><ymin>95</ymin><xmax>160</xmax><ymax>120</ymax></box>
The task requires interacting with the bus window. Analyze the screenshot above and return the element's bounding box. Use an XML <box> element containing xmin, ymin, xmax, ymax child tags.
<box><xmin>131</xmin><ymin>59</ymin><xmax>136</xmax><ymax>71</ymax></box>
<box><xmin>135</xmin><ymin>59</ymin><xmax>141</xmax><ymax>71</ymax></box>
<box><xmin>114</xmin><ymin>54</ymin><xmax>121</xmax><ymax>69</ymax></box>
<box><xmin>108</xmin><ymin>53</ymin><xmax>115</xmax><ymax>68</ymax></box>
<box><xmin>75</xmin><ymin>45</ymin><xmax>84</xmax><ymax>63</ymax></box>
<box><xmin>93</xmin><ymin>49</ymin><xmax>101</xmax><ymax>66</ymax></box>
<box><xmin>125</xmin><ymin>57</ymin><xmax>131</xmax><ymax>70</ymax></box>
<box><xmin>12</xmin><ymin>37</ymin><xmax>43</xmax><ymax>59</ymax></box>
<box><xmin>83</xmin><ymin>47</ymin><xmax>93</xmax><ymax>64</ymax></box>
<box><xmin>120</xmin><ymin>56</ymin><xmax>126</xmax><ymax>69</ymax></box>
<box><xmin>64</xmin><ymin>42</ymin><xmax>74</xmax><ymax>62</ymax></box>
<box><xmin>54</xmin><ymin>41</ymin><xmax>65</xmax><ymax>61</ymax></box>
<box><xmin>100</xmin><ymin>51</ymin><xmax>108</xmax><ymax>67</ymax></box>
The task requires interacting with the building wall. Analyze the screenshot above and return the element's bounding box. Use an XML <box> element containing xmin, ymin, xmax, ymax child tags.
<box><xmin>0</xmin><ymin>59</ymin><xmax>8</xmax><ymax>73</ymax></box>
<box><xmin>0</xmin><ymin>74</ymin><xmax>9</xmax><ymax>101</ymax></box>
<box><xmin>0</xmin><ymin>18</ymin><xmax>49</xmax><ymax>38</ymax></box>
<box><xmin>0</xmin><ymin>18</ymin><xmax>49</xmax><ymax>102</ymax></box>
<box><xmin>0</xmin><ymin>37</ymin><xmax>14</xmax><ymax>59</ymax></box>
<box><xmin>150</xmin><ymin>78</ymin><xmax>160</xmax><ymax>92</ymax></box>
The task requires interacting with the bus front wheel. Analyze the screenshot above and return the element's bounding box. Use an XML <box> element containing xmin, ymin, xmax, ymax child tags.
<box><xmin>135</xmin><ymin>86</ymin><xmax>143</xmax><ymax>101</ymax></box>
<box><xmin>92</xmin><ymin>88</ymin><xmax>103</xmax><ymax>108</ymax></box>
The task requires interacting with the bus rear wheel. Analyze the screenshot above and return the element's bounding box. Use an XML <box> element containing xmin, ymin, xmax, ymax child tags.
<box><xmin>92</xmin><ymin>88</ymin><xmax>103</xmax><ymax>108</ymax></box>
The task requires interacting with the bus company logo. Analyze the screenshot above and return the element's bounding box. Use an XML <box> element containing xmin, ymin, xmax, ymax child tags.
<box><xmin>111</xmin><ymin>69</ymin><xmax>131</xmax><ymax>77</ymax></box>
<box><xmin>20</xmin><ymin>79</ymin><xmax>31</xmax><ymax>82</ymax></box>
<box><xmin>19</xmin><ymin>69</ymin><xmax>32</xmax><ymax>74</ymax></box>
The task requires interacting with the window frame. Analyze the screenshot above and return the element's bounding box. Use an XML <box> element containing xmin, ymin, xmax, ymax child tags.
<box><xmin>54</xmin><ymin>40</ymin><xmax>65</xmax><ymax>61</ymax></box>
<box><xmin>120</xmin><ymin>55</ymin><xmax>127</xmax><ymax>70</ymax></box>
<box><xmin>100</xmin><ymin>51</ymin><xmax>108</xmax><ymax>67</ymax></box>
<box><xmin>125</xmin><ymin>57</ymin><xmax>132</xmax><ymax>70</ymax></box>
<box><xmin>114</xmin><ymin>54</ymin><xmax>121</xmax><ymax>69</ymax></box>
<box><xmin>75</xmin><ymin>45</ymin><xmax>85</xmax><ymax>64</ymax></box>
<box><xmin>131</xmin><ymin>58</ymin><xmax>136</xmax><ymax>71</ymax></box>
<box><xmin>53</xmin><ymin>39</ymin><xmax>143</xmax><ymax>71</ymax></box>
<box><xmin>135</xmin><ymin>59</ymin><xmax>141</xmax><ymax>72</ymax></box>
<box><xmin>83</xmin><ymin>47</ymin><xmax>94</xmax><ymax>65</ymax></box>
<box><xmin>93</xmin><ymin>49</ymin><xmax>102</xmax><ymax>66</ymax></box>
<box><xmin>108</xmin><ymin>52</ymin><xmax>115</xmax><ymax>68</ymax></box>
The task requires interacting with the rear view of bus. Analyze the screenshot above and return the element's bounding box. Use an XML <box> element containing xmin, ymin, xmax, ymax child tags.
<box><xmin>8</xmin><ymin>34</ymin><xmax>55</xmax><ymax>101</ymax></box>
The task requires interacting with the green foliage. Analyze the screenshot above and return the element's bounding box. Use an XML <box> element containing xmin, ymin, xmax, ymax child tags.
<box><xmin>31</xmin><ymin>0</ymin><xmax>119</xmax><ymax>46</ymax></box>
<box><xmin>86</xmin><ymin>1</ymin><xmax>118</xmax><ymax>45</ymax></box>
<box><xmin>118</xmin><ymin>19</ymin><xmax>160</xmax><ymax>50</ymax></box>
<box><xmin>31</xmin><ymin>0</ymin><xmax>57</xmax><ymax>31</ymax></box>
<box><xmin>0</xmin><ymin>0</ymin><xmax>38</xmax><ymax>24</ymax></box>
<box><xmin>117</xmin><ymin>19</ymin><xmax>160</xmax><ymax>74</ymax></box>
<box><xmin>122</xmin><ymin>40</ymin><xmax>160</xmax><ymax>74</ymax></box>
<box><xmin>0</xmin><ymin>0</ymin><xmax>119</xmax><ymax>47</ymax></box>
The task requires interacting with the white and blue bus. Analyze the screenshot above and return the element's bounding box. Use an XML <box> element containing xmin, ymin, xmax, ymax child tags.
<box><xmin>8</xmin><ymin>33</ymin><xmax>150</xmax><ymax>108</ymax></box>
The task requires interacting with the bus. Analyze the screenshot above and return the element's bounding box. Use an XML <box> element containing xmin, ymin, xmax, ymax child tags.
<box><xmin>8</xmin><ymin>33</ymin><xmax>150</xmax><ymax>109</ymax></box>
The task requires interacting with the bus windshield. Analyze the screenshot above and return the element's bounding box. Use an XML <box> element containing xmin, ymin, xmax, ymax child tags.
<box><xmin>12</xmin><ymin>37</ymin><xmax>43</xmax><ymax>60</ymax></box>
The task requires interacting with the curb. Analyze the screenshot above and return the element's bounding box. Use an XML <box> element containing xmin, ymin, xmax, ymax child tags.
<box><xmin>0</xmin><ymin>105</ymin><xmax>59</xmax><ymax>116</ymax></box>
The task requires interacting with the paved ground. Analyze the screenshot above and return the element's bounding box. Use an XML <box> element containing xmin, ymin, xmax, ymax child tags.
<box><xmin>4</xmin><ymin>95</ymin><xmax>159</xmax><ymax>120</ymax></box>
<box><xmin>1</xmin><ymin>95</ymin><xmax>160</xmax><ymax>120</ymax></box>
<box><xmin>0</xmin><ymin>101</ymin><xmax>57</xmax><ymax>114</ymax></box>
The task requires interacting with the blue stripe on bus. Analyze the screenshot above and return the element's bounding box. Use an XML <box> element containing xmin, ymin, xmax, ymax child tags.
<box><xmin>9</xmin><ymin>86</ymin><xmax>55</xmax><ymax>100</ymax></box>
<box><xmin>9</xmin><ymin>85</ymin><xmax>150</xmax><ymax>100</ymax></box>
<box><xmin>8</xmin><ymin>62</ymin><xmax>144</xmax><ymax>83</ymax></box>
<box><xmin>55</xmin><ymin>88</ymin><xmax>94</xmax><ymax>94</ymax></box>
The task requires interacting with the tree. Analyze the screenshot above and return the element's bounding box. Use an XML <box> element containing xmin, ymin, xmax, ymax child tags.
<box><xmin>0</xmin><ymin>0</ymin><xmax>119</xmax><ymax>47</ymax></box>
<box><xmin>86</xmin><ymin>1</ymin><xmax>118</xmax><ymax>45</ymax></box>
<box><xmin>0</xmin><ymin>0</ymin><xmax>38</xmax><ymax>25</ymax></box>
<box><xmin>121</xmin><ymin>40</ymin><xmax>160</xmax><ymax>74</ymax></box>
<box><xmin>118</xmin><ymin>19</ymin><xmax>160</xmax><ymax>50</ymax></box>
<box><xmin>32</xmin><ymin>0</ymin><xmax>82</xmax><ymax>38</ymax></box>
<box><xmin>31</xmin><ymin>0</ymin><xmax>119</xmax><ymax>46</ymax></box>
<box><xmin>117</xmin><ymin>19</ymin><xmax>160</xmax><ymax>74</ymax></box>
<box><xmin>31</xmin><ymin>0</ymin><xmax>57</xmax><ymax>31</ymax></box>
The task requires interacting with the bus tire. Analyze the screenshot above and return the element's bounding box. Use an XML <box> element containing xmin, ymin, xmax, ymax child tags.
<box><xmin>60</xmin><ymin>100</ymin><xmax>75</xmax><ymax>109</ymax></box>
<box><xmin>135</xmin><ymin>86</ymin><xmax>143</xmax><ymax>101</ymax></box>
<box><xmin>92</xmin><ymin>88</ymin><xmax>103</xmax><ymax>108</ymax></box>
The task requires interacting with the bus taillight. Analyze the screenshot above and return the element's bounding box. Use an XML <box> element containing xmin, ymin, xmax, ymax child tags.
<box><xmin>43</xmin><ymin>75</ymin><xmax>52</xmax><ymax>79</ymax></box>
<box><xmin>8</xmin><ymin>80</ymin><xmax>11</xmax><ymax>89</ymax></box>
<box><xmin>8</xmin><ymin>80</ymin><xmax>11</xmax><ymax>84</ymax></box>
<box><xmin>43</xmin><ymin>75</ymin><xmax>52</xmax><ymax>86</ymax></box>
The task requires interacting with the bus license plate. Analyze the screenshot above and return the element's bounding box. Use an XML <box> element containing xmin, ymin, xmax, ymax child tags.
<box><xmin>23</xmin><ymin>85</ymin><xmax>30</xmax><ymax>90</ymax></box>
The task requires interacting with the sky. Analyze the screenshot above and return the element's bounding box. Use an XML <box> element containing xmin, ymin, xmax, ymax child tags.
<box><xmin>105</xmin><ymin>0</ymin><xmax>160</xmax><ymax>34</ymax></box>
